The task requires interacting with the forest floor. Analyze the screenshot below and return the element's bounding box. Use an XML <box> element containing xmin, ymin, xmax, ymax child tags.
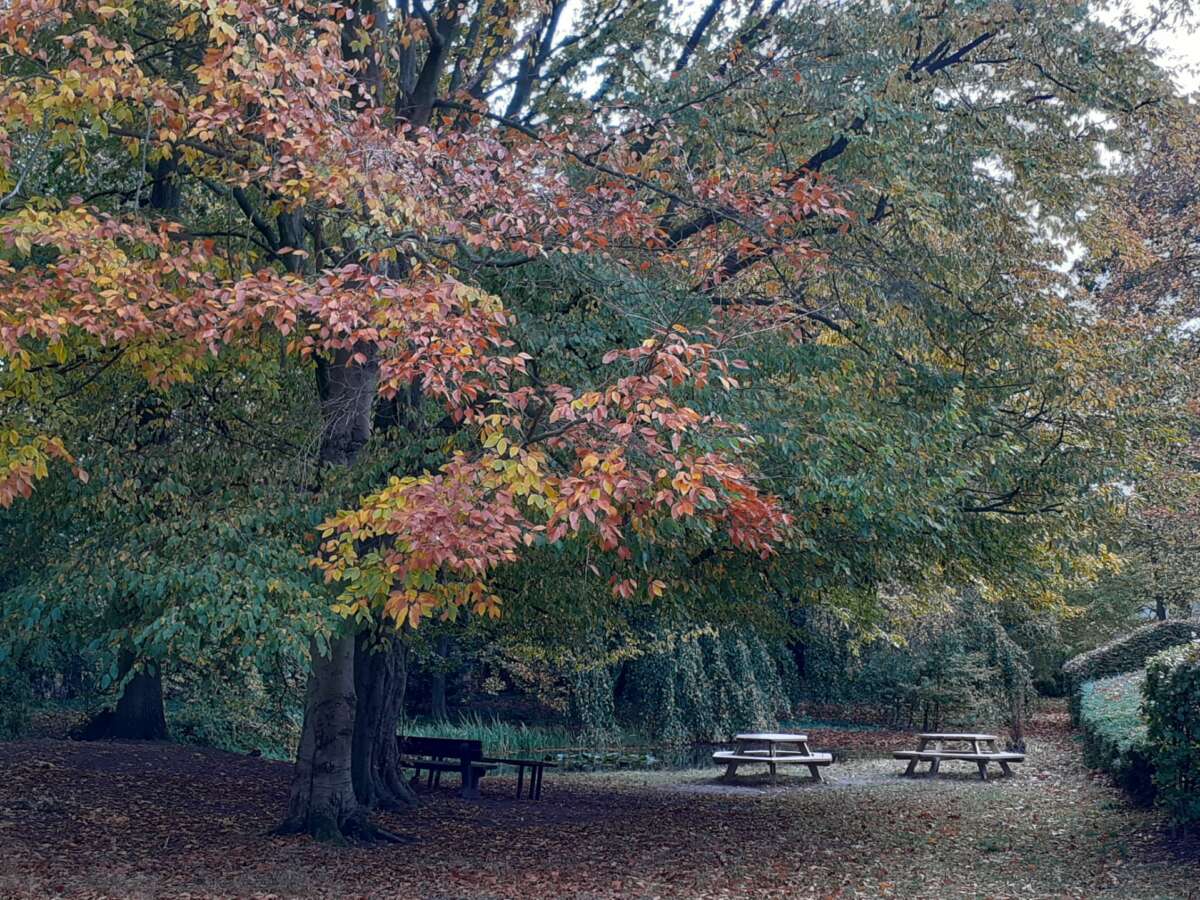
<box><xmin>1</xmin><ymin>701</ymin><xmax>1199</xmax><ymax>899</ymax></box>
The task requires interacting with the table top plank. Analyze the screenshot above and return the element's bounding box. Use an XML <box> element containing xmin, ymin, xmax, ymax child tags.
<box><xmin>734</xmin><ymin>732</ymin><xmax>809</xmax><ymax>742</ymax></box>
<box><xmin>714</xmin><ymin>751</ymin><xmax>833</xmax><ymax>763</ymax></box>
<box><xmin>917</xmin><ymin>732</ymin><xmax>997</xmax><ymax>741</ymax></box>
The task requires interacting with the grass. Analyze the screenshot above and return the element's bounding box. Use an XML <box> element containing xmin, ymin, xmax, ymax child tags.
<box><xmin>401</xmin><ymin>712</ymin><xmax>573</xmax><ymax>757</ymax></box>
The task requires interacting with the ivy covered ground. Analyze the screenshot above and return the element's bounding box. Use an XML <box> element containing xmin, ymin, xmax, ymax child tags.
<box><xmin>1</xmin><ymin>702</ymin><xmax>1198</xmax><ymax>899</ymax></box>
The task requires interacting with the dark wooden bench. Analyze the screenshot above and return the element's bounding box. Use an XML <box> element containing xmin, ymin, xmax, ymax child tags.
<box><xmin>397</xmin><ymin>736</ymin><xmax>496</xmax><ymax>799</ymax></box>
<box><xmin>480</xmin><ymin>756</ymin><xmax>557</xmax><ymax>800</ymax></box>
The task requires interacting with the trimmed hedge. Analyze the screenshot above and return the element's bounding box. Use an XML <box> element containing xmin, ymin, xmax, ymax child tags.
<box><xmin>1077</xmin><ymin>672</ymin><xmax>1155</xmax><ymax>803</ymax></box>
<box><xmin>1144</xmin><ymin>642</ymin><xmax>1200</xmax><ymax>830</ymax></box>
<box><xmin>1064</xmin><ymin>619</ymin><xmax>1199</xmax><ymax>720</ymax></box>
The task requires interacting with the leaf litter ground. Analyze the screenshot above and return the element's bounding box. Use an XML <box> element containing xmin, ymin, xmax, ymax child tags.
<box><xmin>1</xmin><ymin>702</ymin><xmax>1198</xmax><ymax>899</ymax></box>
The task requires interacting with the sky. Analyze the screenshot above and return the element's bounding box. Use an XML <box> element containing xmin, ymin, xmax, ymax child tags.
<box><xmin>1127</xmin><ymin>0</ymin><xmax>1200</xmax><ymax>93</ymax></box>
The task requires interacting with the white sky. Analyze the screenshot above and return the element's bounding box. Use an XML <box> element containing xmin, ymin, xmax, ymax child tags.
<box><xmin>1110</xmin><ymin>1</ymin><xmax>1199</xmax><ymax>93</ymax></box>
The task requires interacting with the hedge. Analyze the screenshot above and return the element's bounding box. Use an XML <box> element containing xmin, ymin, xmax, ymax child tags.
<box><xmin>1063</xmin><ymin>619</ymin><xmax>1199</xmax><ymax>720</ymax></box>
<box><xmin>1077</xmin><ymin>672</ymin><xmax>1155</xmax><ymax>804</ymax></box>
<box><xmin>1144</xmin><ymin>642</ymin><xmax>1200</xmax><ymax>830</ymax></box>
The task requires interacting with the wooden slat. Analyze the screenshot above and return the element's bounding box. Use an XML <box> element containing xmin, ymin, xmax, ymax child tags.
<box><xmin>893</xmin><ymin>750</ymin><xmax>1024</xmax><ymax>762</ymax></box>
<box><xmin>734</xmin><ymin>732</ymin><xmax>809</xmax><ymax>742</ymax></box>
<box><xmin>713</xmin><ymin>752</ymin><xmax>833</xmax><ymax>764</ymax></box>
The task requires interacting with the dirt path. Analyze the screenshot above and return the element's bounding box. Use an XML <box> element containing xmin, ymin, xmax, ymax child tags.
<box><xmin>1</xmin><ymin>704</ymin><xmax>1197</xmax><ymax>898</ymax></box>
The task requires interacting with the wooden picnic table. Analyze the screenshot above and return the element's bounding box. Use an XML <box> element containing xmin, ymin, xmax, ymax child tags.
<box><xmin>894</xmin><ymin>732</ymin><xmax>1024</xmax><ymax>780</ymax></box>
<box><xmin>398</xmin><ymin>735</ymin><xmax>496</xmax><ymax>799</ymax></box>
<box><xmin>713</xmin><ymin>732</ymin><xmax>833</xmax><ymax>784</ymax></box>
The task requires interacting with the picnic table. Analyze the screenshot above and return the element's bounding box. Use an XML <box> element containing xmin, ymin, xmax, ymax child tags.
<box><xmin>480</xmin><ymin>754</ymin><xmax>556</xmax><ymax>800</ymax></box>
<box><xmin>893</xmin><ymin>732</ymin><xmax>1024</xmax><ymax>780</ymax></box>
<box><xmin>398</xmin><ymin>735</ymin><xmax>495</xmax><ymax>799</ymax></box>
<box><xmin>712</xmin><ymin>732</ymin><xmax>833</xmax><ymax>784</ymax></box>
<box><xmin>397</xmin><ymin>735</ymin><xmax>555</xmax><ymax>800</ymax></box>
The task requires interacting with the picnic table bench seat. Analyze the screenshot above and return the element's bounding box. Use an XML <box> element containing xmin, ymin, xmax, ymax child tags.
<box><xmin>713</xmin><ymin>733</ymin><xmax>834</xmax><ymax>784</ymax></box>
<box><xmin>396</xmin><ymin>736</ymin><xmax>555</xmax><ymax>800</ymax></box>
<box><xmin>712</xmin><ymin>751</ymin><xmax>833</xmax><ymax>765</ymax></box>
<box><xmin>894</xmin><ymin>733</ymin><xmax>1024</xmax><ymax>780</ymax></box>
<box><xmin>892</xmin><ymin>750</ymin><xmax>1025</xmax><ymax>762</ymax></box>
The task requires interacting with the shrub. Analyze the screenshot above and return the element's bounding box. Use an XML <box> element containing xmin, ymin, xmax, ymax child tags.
<box><xmin>1063</xmin><ymin>619</ymin><xmax>1199</xmax><ymax>721</ymax></box>
<box><xmin>795</xmin><ymin>599</ymin><xmax>1029</xmax><ymax>732</ymax></box>
<box><xmin>1144</xmin><ymin>642</ymin><xmax>1200</xmax><ymax>830</ymax></box>
<box><xmin>166</xmin><ymin>661</ymin><xmax>303</xmax><ymax>760</ymax></box>
<box><xmin>1077</xmin><ymin>671</ymin><xmax>1155</xmax><ymax>803</ymax></box>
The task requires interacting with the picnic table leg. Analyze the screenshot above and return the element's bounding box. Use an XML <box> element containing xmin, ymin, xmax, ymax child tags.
<box><xmin>722</xmin><ymin>762</ymin><xmax>739</xmax><ymax>781</ymax></box>
<box><xmin>517</xmin><ymin>764</ymin><xmax>526</xmax><ymax>799</ymax></box>
<box><xmin>929</xmin><ymin>759</ymin><xmax>940</xmax><ymax>775</ymax></box>
<box><xmin>999</xmin><ymin>760</ymin><xmax>1013</xmax><ymax>777</ymax></box>
<box><xmin>807</xmin><ymin>763</ymin><xmax>823</xmax><ymax>783</ymax></box>
<box><xmin>976</xmin><ymin>761</ymin><xmax>988</xmax><ymax>781</ymax></box>
<box><xmin>769</xmin><ymin>762</ymin><xmax>776</xmax><ymax>785</ymax></box>
<box><xmin>460</xmin><ymin>766</ymin><xmax>482</xmax><ymax>800</ymax></box>
<box><xmin>904</xmin><ymin>758</ymin><xmax>918</xmax><ymax>776</ymax></box>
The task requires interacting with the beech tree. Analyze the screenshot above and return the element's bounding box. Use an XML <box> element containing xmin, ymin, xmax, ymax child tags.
<box><xmin>1</xmin><ymin>0</ymin><xmax>846</xmax><ymax>840</ymax></box>
<box><xmin>2</xmin><ymin>0</ymin><xmax>1194</xmax><ymax>844</ymax></box>
<box><xmin>1079</xmin><ymin>105</ymin><xmax>1200</xmax><ymax>623</ymax></box>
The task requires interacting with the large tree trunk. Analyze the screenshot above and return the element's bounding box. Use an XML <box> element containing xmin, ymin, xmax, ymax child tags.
<box><xmin>282</xmin><ymin>344</ymin><xmax>390</xmax><ymax>841</ymax></box>
<box><xmin>279</xmin><ymin>635</ymin><xmax>373</xmax><ymax>842</ymax></box>
<box><xmin>429</xmin><ymin>634</ymin><xmax>451</xmax><ymax>721</ymax></box>
<box><xmin>352</xmin><ymin>630</ymin><xmax>417</xmax><ymax>810</ymax></box>
<box><xmin>80</xmin><ymin>650</ymin><xmax>167</xmax><ymax>741</ymax></box>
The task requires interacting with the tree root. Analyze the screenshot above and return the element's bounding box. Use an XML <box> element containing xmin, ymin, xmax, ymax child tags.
<box><xmin>270</xmin><ymin>812</ymin><xmax>413</xmax><ymax>845</ymax></box>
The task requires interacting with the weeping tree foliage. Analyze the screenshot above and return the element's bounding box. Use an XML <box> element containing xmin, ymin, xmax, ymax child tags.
<box><xmin>613</xmin><ymin>627</ymin><xmax>796</xmax><ymax>744</ymax></box>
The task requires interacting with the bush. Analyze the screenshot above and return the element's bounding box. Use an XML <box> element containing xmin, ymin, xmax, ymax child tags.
<box><xmin>1077</xmin><ymin>671</ymin><xmax>1155</xmax><ymax>803</ymax></box>
<box><xmin>1063</xmin><ymin>619</ymin><xmax>1199</xmax><ymax>720</ymax></box>
<box><xmin>1144</xmin><ymin>642</ymin><xmax>1200</xmax><ymax>829</ymax></box>
<box><xmin>166</xmin><ymin>661</ymin><xmax>303</xmax><ymax>760</ymax></box>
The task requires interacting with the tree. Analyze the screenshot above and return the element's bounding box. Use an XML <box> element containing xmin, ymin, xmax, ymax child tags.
<box><xmin>1</xmin><ymin>0</ymin><xmax>838</xmax><ymax>841</ymax></box>
<box><xmin>3</xmin><ymin>0</ymin><xmax>1195</xmax><ymax>845</ymax></box>
<box><xmin>1079</xmin><ymin>105</ymin><xmax>1200</xmax><ymax>625</ymax></box>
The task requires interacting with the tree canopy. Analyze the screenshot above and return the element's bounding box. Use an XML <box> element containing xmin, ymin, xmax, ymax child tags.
<box><xmin>2</xmin><ymin>0</ymin><xmax>1197</xmax><ymax>840</ymax></box>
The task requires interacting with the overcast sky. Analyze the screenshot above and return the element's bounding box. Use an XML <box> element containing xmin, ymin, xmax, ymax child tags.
<box><xmin>1132</xmin><ymin>5</ymin><xmax>1200</xmax><ymax>92</ymax></box>
<box><xmin>1127</xmin><ymin>0</ymin><xmax>1200</xmax><ymax>93</ymax></box>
